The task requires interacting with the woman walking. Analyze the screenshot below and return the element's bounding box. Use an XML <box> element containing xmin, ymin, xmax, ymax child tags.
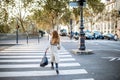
<box><xmin>49</xmin><ymin>30</ymin><xmax>60</xmax><ymax>74</ymax></box>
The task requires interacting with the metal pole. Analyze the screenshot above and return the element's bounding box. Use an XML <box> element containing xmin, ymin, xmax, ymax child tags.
<box><xmin>16</xmin><ymin>27</ymin><xmax>18</xmax><ymax>44</ymax></box>
<box><xmin>26</xmin><ymin>32</ymin><xmax>28</xmax><ymax>44</ymax></box>
<box><xmin>38</xmin><ymin>33</ymin><xmax>40</xmax><ymax>43</ymax></box>
<box><xmin>27</xmin><ymin>35</ymin><xmax>28</xmax><ymax>44</ymax></box>
<box><xmin>70</xmin><ymin>19</ymin><xmax>72</xmax><ymax>39</ymax></box>
<box><xmin>16</xmin><ymin>18</ymin><xmax>19</xmax><ymax>44</ymax></box>
<box><xmin>79</xmin><ymin>1</ymin><xmax>86</xmax><ymax>50</ymax></box>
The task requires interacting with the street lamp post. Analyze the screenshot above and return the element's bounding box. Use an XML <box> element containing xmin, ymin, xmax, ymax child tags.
<box><xmin>78</xmin><ymin>0</ymin><xmax>86</xmax><ymax>50</ymax></box>
<box><xmin>69</xmin><ymin>0</ymin><xmax>93</xmax><ymax>54</ymax></box>
<box><xmin>16</xmin><ymin>25</ymin><xmax>19</xmax><ymax>44</ymax></box>
<box><xmin>16</xmin><ymin>18</ymin><xmax>19</xmax><ymax>44</ymax></box>
<box><xmin>70</xmin><ymin>19</ymin><xmax>73</xmax><ymax>39</ymax></box>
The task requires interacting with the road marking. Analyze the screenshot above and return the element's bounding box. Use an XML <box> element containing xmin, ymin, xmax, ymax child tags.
<box><xmin>117</xmin><ymin>58</ymin><xmax>120</xmax><ymax>60</ymax></box>
<box><xmin>0</xmin><ymin>52</ymin><xmax>70</xmax><ymax>55</ymax></box>
<box><xmin>0</xmin><ymin>44</ymin><xmax>94</xmax><ymax>79</ymax></box>
<box><xmin>114</xmin><ymin>49</ymin><xmax>120</xmax><ymax>51</ymax></box>
<box><xmin>0</xmin><ymin>55</ymin><xmax>72</xmax><ymax>58</ymax></box>
<box><xmin>109</xmin><ymin>58</ymin><xmax>117</xmax><ymax>61</ymax></box>
<box><xmin>102</xmin><ymin>57</ymin><xmax>120</xmax><ymax>61</ymax></box>
<box><xmin>0</xmin><ymin>63</ymin><xmax>80</xmax><ymax>68</ymax></box>
<box><xmin>73</xmin><ymin>78</ymin><xmax>94</xmax><ymax>80</ymax></box>
<box><xmin>0</xmin><ymin>50</ymin><xmax>45</xmax><ymax>53</ymax></box>
<box><xmin>0</xmin><ymin>58</ymin><xmax>76</xmax><ymax>63</ymax></box>
<box><xmin>0</xmin><ymin>69</ymin><xmax>88</xmax><ymax>77</ymax></box>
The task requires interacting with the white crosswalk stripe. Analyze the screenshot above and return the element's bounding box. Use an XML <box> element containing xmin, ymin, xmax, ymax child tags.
<box><xmin>0</xmin><ymin>55</ymin><xmax>72</xmax><ymax>58</ymax></box>
<box><xmin>0</xmin><ymin>63</ymin><xmax>80</xmax><ymax>68</ymax></box>
<box><xmin>0</xmin><ymin>44</ymin><xmax>94</xmax><ymax>80</ymax></box>
<box><xmin>0</xmin><ymin>58</ymin><xmax>76</xmax><ymax>62</ymax></box>
<box><xmin>0</xmin><ymin>52</ymin><xmax>69</xmax><ymax>55</ymax></box>
<box><xmin>73</xmin><ymin>78</ymin><xmax>94</xmax><ymax>80</ymax></box>
<box><xmin>0</xmin><ymin>69</ymin><xmax>87</xmax><ymax>77</ymax></box>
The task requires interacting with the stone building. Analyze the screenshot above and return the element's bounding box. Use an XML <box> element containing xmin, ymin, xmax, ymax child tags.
<box><xmin>92</xmin><ymin>0</ymin><xmax>120</xmax><ymax>38</ymax></box>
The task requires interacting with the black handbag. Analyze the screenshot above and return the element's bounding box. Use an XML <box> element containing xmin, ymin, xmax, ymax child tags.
<box><xmin>40</xmin><ymin>49</ymin><xmax>48</xmax><ymax>67</ymax></box>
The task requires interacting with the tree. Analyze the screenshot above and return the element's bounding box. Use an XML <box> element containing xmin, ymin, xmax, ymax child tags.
<box><xmin>41</xmin><ymin>0</ymin><xmax>69</xmax><ymax>30</ymax></box>
<box><xmin>87</xmin><ymin>0</ymin><xmax>105</xmax><ymax>14</ymax></box>
<box><xmin>0</xmin><ymin>0</ymin><xmax>15</xmax><ymax>33</ymax></box>
<box><xmin>14</xmin><ymin>0</ymin><xmax>34</xmax><ymax>33</ymax></box>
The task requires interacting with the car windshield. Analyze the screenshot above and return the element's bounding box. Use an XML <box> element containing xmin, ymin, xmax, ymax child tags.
<box><xmin>94</xmin><ymin>31</ymin><xmax>101</xmax><ymax>35</ymax></box>
<box><xmin>60</xmin><ymin>29</ymin><xmax>66</xmax><ymax>32</ymax></box>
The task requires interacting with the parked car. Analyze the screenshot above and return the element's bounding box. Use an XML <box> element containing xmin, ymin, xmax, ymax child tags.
<box><xmin>103</xmin><ymin>33</ymin><xmax>115</xmax><ymax>40</ymax></box>
<box><xmin>114</xmin><ymin>34</ymin><xmax>118</xmax><ymax>41</ymax></box>
<box><xmin>83</xmin><ymin>30</ymin><xmax>93</xmax><ymax>39</ymax></box>
<box><xmin>60</xmin><ymin>29</ymin><xmax>67</xmax><ymax>36</ymax></box>
<box><xmin>93</xmin><ymin>31</ymin><xmax>104</xmax><ymax>39</ymax></box>
<box><xmin>73</xmin><ymin>32</ymin><xmax>79</xmax><ymax>40</ymax></box>
<box><xmin>84</xmin><ymin>30</ymin><xmax>91</xmax><ymax>33</ymax></box>
<box><xmin>84</xmin><ymin>30</ymin><xmax>94</xmax><ymax>39</ymax></box>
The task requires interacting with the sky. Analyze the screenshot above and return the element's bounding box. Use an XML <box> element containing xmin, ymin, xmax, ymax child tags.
<box><xmin>101</xmin><ymin>0</ymin><xmax>106</xmax><ymax>3</ymax></box>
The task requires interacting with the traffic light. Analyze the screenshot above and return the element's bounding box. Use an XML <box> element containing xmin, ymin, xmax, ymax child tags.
<box><xmin>16</xmin><ymin>25</ymin><xmax>19</xmax><ymax>29</ymax></box>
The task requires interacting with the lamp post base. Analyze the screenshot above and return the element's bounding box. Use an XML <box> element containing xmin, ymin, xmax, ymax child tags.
<box><xmin>72</xmin><ymin>49</ymin><xmax>93</xmax><ymax>55</ymax></box>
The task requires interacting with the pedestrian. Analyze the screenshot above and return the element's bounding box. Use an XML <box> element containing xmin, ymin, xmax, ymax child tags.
<box><xmin>49</xmin><ymin>30</ymin><xmax>61</xmax><ymax>74</ymax></box>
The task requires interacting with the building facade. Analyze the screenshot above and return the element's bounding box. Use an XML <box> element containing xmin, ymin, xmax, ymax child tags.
<box><xmin>89</xmin><ymin>0</ymin><xmax>120</xmax><ymax>38</ymax></box>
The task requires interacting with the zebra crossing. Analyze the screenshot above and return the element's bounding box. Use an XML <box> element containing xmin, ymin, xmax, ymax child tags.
<box><xmin>0</xmin><ymin>44</ymin><xmax>94</xmax><ymax>80</ymax></box>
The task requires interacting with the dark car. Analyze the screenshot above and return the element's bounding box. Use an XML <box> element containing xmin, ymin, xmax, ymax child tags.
<box><xmin>103</xmin><ymin>33</ymin><xmax>115</xmax><ymax>40</ymax></box>
<box><xmin>93</xmin><ymin>31</ymin><xmax>104</xmax><ymax>39</ymax></box>
<box><xmin>60</xmin><ymin>29</ymin><xmax>67</xmax><ymax>36</ymax></box>
<box><xmin>85</xmin><ymin>33</ymin><xmax>94</xmax><ymax>39</ymax></box>
<box><xmin>84</xmin><ymin>30</ymin><xmax>94</xmax><ymax>39</ymax></box>
<box><xmin>74</xmin><ymin>32</ymin><xmax>79</xmax><ymax>40</ymax></box>
<box><xmin>85</xmin><ymin>32</ymin><xmax>94</xmax><ymax>39</ymax></box>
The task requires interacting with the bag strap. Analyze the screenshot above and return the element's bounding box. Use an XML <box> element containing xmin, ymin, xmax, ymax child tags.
<box><xmin>44</xmin><ymin>51</ymin><xmax>47</xmax><ymax>56</ymax></box>
<box><xmin>44</xmin><ymin>47</ymin><xmax>49</xmax><ymax>56</ymax></box>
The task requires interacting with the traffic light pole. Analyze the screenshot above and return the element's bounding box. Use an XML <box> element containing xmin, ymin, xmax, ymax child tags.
<box><xmin>16</xmin><ymin>25</ymin><xmax>19</xmax><ymax>44</ymax></box>
<box><xmin>16</xmin><ymin>28</ymin><xmax>18</xmax><ymax>44</ymax></box>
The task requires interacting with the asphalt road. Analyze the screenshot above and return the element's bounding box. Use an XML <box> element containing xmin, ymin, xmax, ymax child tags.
<box><xmin>62</xmin><ymin>37</ymin><xmax>120</xmax><ymax>80</ymax></box>
<box><xmin>0</xmin><ymin>36</ymin><xmax>120</xmax><ymax>80</ymax></box>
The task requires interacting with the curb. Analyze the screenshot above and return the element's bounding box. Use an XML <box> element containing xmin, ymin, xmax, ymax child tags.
<box><xmin>71</xmin><ymin>49</ymin><xmax>93</xmax><ymax>55</ymax></box>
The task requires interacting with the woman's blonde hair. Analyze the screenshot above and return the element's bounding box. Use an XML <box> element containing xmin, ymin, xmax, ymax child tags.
<box><xmin>51</xmin><ymin>30</ymin><xmax>60</xmax><ymax>44</ymax></box>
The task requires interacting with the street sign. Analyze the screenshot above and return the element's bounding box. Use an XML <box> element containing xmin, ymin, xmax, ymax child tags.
<box><xmin>69</xmin><ymin>2</ymin><xmax>79</xmax><ymax>7</ymax></box>
<box><xmin>69</xmin><ymin>1</ymin><xmax>87</xmax><ymax>7</ymax></box>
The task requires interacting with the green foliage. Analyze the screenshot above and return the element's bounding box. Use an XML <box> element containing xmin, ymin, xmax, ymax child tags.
<box><xmin>60</xmin><ymin>9</ymin><xmax>71</xmax><ymax>25</ymax></box>
<box><xmin>0</xmin><ymin>0</ymin><xmax>15</xmax><ymax>33</ymax></box>
<box><xmin>0</xmin><ymin>24</ymin><xmax>10</xmax><ymax>33</ymax></box>
<box><xmin>30</xmin><ymin>0</ymin><xmax>70</xmax><ymax>30</ymax></box>
<box><xmin>44</xmin><ymin>0</ymin><xmax>68</xmax><ymax>13</ymax></box>
<box><xmin>0</xmin><ymin>24</ymin><xmax>4</xmax><ymax>33</ymax></box>
<box><xmin>21</xmin><ymin>0</ymin><xmax>33</xmax><ymax>8</ymax></box>
<box><xmin>87</xmin><ymin>0</ymin><xmax>105</xmax><ymax>14</ymax></box>
<box><xmin>0</xmin><ymin>0</ymin><xmax>106</xmax><ymax>33</ymax></box>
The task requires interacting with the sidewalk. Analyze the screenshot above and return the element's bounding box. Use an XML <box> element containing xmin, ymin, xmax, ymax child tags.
<box><xmin>0</xmin><ymin>37</ymin><xmax>49</xmax><ymax>51</ymax></box>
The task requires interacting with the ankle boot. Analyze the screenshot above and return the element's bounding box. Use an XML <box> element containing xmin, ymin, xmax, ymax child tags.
<box><xmin>55</xmin><ymin>63</ymin><xmax>59</xmax><ymax>74</ymax></box>
<box><xmin>51</xmin><ymin>62</ymin><xmax>54</xmax><ymax>69</ymax></box>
